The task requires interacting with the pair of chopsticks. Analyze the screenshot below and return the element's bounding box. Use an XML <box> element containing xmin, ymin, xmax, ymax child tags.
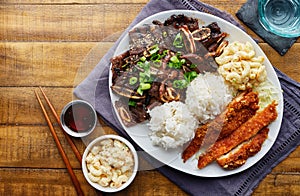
<box><xmin>35</xmin><ymin>87</ymin><xmax>84</xmax><ymax>196</ymax></box>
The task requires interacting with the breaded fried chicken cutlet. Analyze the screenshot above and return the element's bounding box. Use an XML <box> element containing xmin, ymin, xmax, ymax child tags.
<box><xmin>216</xmin><ymin>127</ymin><xmax>269</xmax><ymax>169</ymax></box>
<box><xmin>182</xmin><ymin>90</ymin><xmax>259</xmax><ymax>162</ymax></box>
<box><xmin>197</xmin><ymin>101</ymin><xmax>278</xmax><ymax>169</ymax></box>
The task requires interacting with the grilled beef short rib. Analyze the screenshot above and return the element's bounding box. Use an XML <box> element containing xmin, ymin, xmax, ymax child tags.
<box><xmin>110</xmin><ymin>14</ymin><xmax>228</xmax><ymax>127</ymax></box>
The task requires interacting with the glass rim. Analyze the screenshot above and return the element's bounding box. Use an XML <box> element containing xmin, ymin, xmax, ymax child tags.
<box><xmin>258</xmin><ymin>0</ymin><xmax>300</xmax><ymax>38</ymax></box>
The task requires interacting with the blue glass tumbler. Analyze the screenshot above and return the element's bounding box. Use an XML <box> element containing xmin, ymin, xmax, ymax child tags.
<box><xmin>258</xmin><ymin>0</ymin><xmax>300</xmax><ymax>38</ymax></box>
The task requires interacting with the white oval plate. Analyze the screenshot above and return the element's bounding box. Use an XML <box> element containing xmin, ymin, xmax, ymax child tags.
<box><xmin>109</xmin><ymin>10</ymin><xmax>283</xmax><ymax>177</ymax></box>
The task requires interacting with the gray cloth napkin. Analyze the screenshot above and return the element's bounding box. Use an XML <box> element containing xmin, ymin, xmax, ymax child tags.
<box><xmin>74</xmin><ymin>0</ymin><xmax>300</xmax><ymax>195</ymax></box>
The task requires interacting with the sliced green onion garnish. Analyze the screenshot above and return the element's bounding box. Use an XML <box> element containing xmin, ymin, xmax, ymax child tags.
<box><xmin>150</xmin><ymin>53</ymin><xmax>161</xmax><ymax>61</ymax></box>
<box><xmin>162</xmin><ymin>50</ymin><xmax>169</xmax><ymax>57</ymax></box>
<box><xmin>184</xmin><ymin>71</ymin><xmax>198</xmax><ymax>83</ymax></box>
<box><xmin>170</xmin><ymin>55</ymin><xmax>179</xmax><ymax>63</ymax></box>
<box><xmin>168</xmin><ymin>55</ymin><xmax>184</xmax><ymax>69</ymax></box>
<box><xmin>173</xmin><ymin>79</ymin><xmax>188</xmax><ymax>89</ymax></box>
<box><xmin>136</xmin><ymin>83</ymin><xmax>151</xmax><ymax>96</ymax></box>
<box><xmin>137</xmin><ymin>61</ymin><xmax>144</xmax><ymax>68</ymax></box>
<box><xmin>139</xmin><ymin>72</ymin><xmax>147</xmax><ymax>83</ymax></box>
<box><xmin>149</xmin><ymin>44</ymin><xmax>159</xmax><ymax>55</ymax></box>
<box><xmin>190</xmin><ymin>63</ymin><xmax>197</xmax><ymax>68</ymax></box>
<box><xmin>139</xmin><ymin>83</ymin><xmax>151</xmax><ymax>90</ymax></box>
<box><xmin>140</xmin><ymin>56</ymin><xmax>146</xmax><ymax>62</ymax></box>
<box><xmin>137</xmin><ymin>87</ymin><xmax>143</xmax><ymax>96</ymax></box>
<box><xmin>144</xmin><ymin>61</ymin><xmax>150</xmax><ymax>70</ymax></box>
<box><xmin>139</xmin><ymin>72</ymin><xmax>152</xmax><ymax>83</ymax></box>
<box><xmin>128</xmin><ymin>100</ymin><xmax>137</xmax><ymax>107</ymax></box>
<box><xmin>162</xmin><ymin>31</ymin><xmax>167</xmax><ymax>37</ymax></box>
<box><xmin>173</xmin><ymin>33</ymin><xmax>184</xmax><ymax>48</ymax></box>
<box><xmin>129</xmin><ymin>77</ymin><xmax>138</xmax><ymax>85</ymax></box>
<box><xmin>153</xmin><ymin>60</ymin><xmax>161</xmax><ymax>67</ymax></box>
<box><xmin>121</xmin><ymin>63</ymin><xmax>128</xmax><ymax>68</ymax></box>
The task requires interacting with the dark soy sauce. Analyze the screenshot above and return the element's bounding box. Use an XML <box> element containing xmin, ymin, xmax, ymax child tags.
<box><xmin>63</xmin><ymin>102</ymin><xmax>96</xmax><ymax>132</ymax></box>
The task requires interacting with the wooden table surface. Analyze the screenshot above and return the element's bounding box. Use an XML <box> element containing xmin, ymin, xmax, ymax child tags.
<box><xmin>1</xmin><ymin>0</ymin><xmax>299</xmax><ymax>195</ymax></box>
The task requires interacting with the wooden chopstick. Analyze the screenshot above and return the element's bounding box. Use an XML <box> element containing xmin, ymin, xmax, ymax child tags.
<box><xmin>39</xmin><ymin>87</ymin><xmax>82</xmax><ymax>162</ymax></box>
<box><xmin>35</xmin><ymin>90</ymin><xmax>84</xmax><ymax>196</ymax></box>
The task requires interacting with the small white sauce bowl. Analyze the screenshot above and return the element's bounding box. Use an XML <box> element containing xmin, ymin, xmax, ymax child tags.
<box><xmin>82</xmin><ymin>135</ymin><xmax>138</xmax><ymax>192</ymax></box>
<box><xmin>60</xmin><ymin>100</ymin><xmax>97</xmax><ymax>137</ymax></box>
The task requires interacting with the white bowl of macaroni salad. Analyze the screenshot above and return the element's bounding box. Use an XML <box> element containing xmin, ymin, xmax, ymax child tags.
<box><xmin>82</xmin><ymin>135</ymin><xmax>138</xmax><ymax>192</ymax></box>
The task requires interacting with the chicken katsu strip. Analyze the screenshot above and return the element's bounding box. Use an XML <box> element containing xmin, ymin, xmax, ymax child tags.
<box><xmin>197</xmin><ymin>101</ymin><xmax>277</xmax><ymax>169</ymax></box>
<box><xmin>182</xmin><ymin>90</ymin><xmax>259</xmax><ymax>162</ymax></box>
<box><xmin>216</xmin><ymin>127</ymin><xmax>269</xmax><ymax>169</ymax></box>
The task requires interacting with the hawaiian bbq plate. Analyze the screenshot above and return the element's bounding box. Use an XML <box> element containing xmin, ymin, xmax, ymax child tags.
<box><xmin>108</xmin><ymin>10</ymin><xmax>283</xmax><ymax>177</ymax></box>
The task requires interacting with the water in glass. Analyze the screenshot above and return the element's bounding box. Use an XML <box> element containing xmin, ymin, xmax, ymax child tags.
<box><xmin>258</xmin><ymin>0</ymin><xmax>300</xmax><ymax>37</ymax></box>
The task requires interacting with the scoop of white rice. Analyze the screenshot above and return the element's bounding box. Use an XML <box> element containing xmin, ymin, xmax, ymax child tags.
<box><xmin>185</xmin><ymin>72</ymin><xmax>235</xmax><ymax>124</ymax></box>
<box><xmin>148</xmin><ymin>101</ymin><xmax>198</xmax><ymax>149</ymax></box>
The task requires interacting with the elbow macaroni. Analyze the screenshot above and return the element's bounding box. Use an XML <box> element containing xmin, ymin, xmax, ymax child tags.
<box><xmin>85</xmin><ymin>139</ymin><xmax>134</xmax><ymax>189</ymax></box>
<box><xmin>215</xmin><ymin>41</ymin><xmax>267</xmax><ymax>90</ymax></box>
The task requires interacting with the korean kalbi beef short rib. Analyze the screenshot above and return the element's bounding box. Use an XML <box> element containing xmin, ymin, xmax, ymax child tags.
<box><xmin>110</xmin><ymin>14</ymin><xmax>229</xmax><ymax>127</ymax></box>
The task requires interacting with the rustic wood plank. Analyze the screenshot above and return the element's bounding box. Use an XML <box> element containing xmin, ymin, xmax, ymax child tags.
<box><xmin>0</xmin><ymin>125</ymin><xmax>84</xmax><ymax>168</ymax></box>
<box><xmin>1</xmin><ymin>124</ymin><xmax>299</xmax><ymax>171</ymax></box>
<box><xmin>0</xmin><ymin>168</ymin><xmax>188</xmax><ymax>196</ymax></box>
<box><xmin>1</xmin><ymin>85</ymin><xmax>299</xmax><ymax>164</ymax></box>
<box><xmin>0</xmin><ymin>4</ymin><xmax>144</xmax><ymax>41</ymax></box>
<box><xmin>253</xmin><ymin>173</ymin><xmax>300</xmax><ymax>196</ymax></box>
<box><xmin>0</xmin><ymin>87</ymin><xmax>73</xmax><ymax>124</ymax></box>
<box><xmin>0</xmin><ymin>168</ymin><xmax>299</xmax><ymax>196</ymax></box>
<box><xmin>0</xmin><ymin>0</ymin><xmax>148</xmax><ymax>4</ymax></box>
<box><xmin>0</xmin><ymin>42</ymin><xmax>113</xmax><ymax>87</ymax></box>
<box><xmin>111</xmin><ymin>171</ymin><xmax>188</xmax><ymax>196</ymax></box>
<box><xmin>0</xmin><ymin>4</ymin><xmax>256</xmax><ymax>43</ymax></box>
<box><xmin>1</xmin><ymin>42</ymin><xmax>299</xmax><ymax>88</ymax></box>
<box><xmin>0</xmin><ymin>0</ymin><xmax>244</xmax><ymax>6</ymax></box>
<box><xmin>0</xmin><ymin>85</ymin><xmax>299</xmax><ymax>172</ymax></box>
<box><xmin>1</xmin><ymin>85</ymin><xmax>299</xmax><ymax>194</ymax></box>
<box><xmin>0</xmin><ymin>2</ymin><xmax>262</xmax><ymax>42</ymax></box>
<box><xmin>272</xmin><ymin>146</ymin><xmax>300</xmax><ymax>173</ymax></box>
<box><xmin>258</xmin><ymin>43</ymin><xmax>300</xmax><ymax>82</ymax></box>
<box><xmin>0</xmin><ymin>168</ymin><xmax>98</xmax><ymax>195</ymax></box>
<box><xmin>0</xmin><ymin>1</ymin><xmax>299</xmax><ymax>43</ymax></box>
<box><xmin>1</xmin><ymin>1</ymin><xmax>300</xmax><ymax>195</ymax></box>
